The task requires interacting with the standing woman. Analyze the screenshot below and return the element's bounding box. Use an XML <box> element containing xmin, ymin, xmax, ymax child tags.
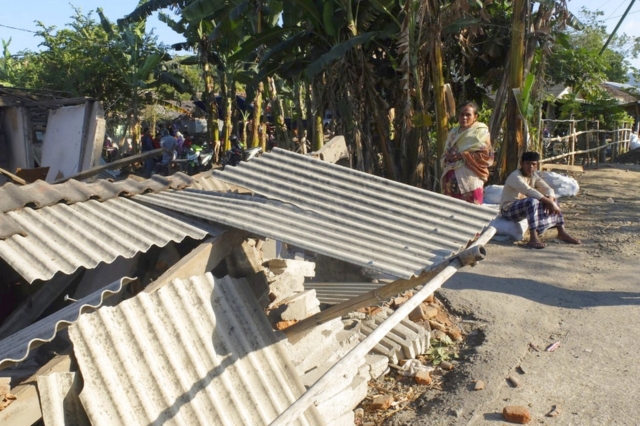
<box><xmin>441</xmin><ymin>101</ymin><xmax>494</xmax><ymax>204</ymax></box>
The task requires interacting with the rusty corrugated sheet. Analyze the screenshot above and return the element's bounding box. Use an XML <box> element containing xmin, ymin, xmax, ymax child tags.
<box><xmin>0</xmin><ymin>197</ymin><xmax>220</xmax><ymax>283</ymax></box>
<box><xmin>36</xmin><ymin>372</ymin><xmax>90</xmax><ymax>426</ymax></box>
<box><xmin>0</xmin><ymin>277</ymin><xmax>134</xmax><ymax>370</ymax></box>
<box><xmin>69</xmin><ymin>273</ymin><xmax>324</xmax><ymax>426</ymax></box>
<box><xmin>135</xmin><ymin>149</ymin><xmax>495</xmax><ymax>279</ymax></box>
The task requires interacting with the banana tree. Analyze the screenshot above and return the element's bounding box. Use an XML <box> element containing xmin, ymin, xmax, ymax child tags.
<box><xmin>98</xmin><ymin>6</ymin><xmax>190</xmax><ymax>153</ymax></box>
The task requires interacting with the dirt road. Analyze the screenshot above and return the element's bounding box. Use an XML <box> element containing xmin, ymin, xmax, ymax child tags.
<box><xmin>402</xmin><ymin>164</ymin><xmax>640</xmax><ymax>425</ymax></box>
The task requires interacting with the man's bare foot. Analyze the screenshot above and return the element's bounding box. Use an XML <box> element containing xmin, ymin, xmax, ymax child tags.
<box><xmin>527</xmin><ymin>240</ymin><xmax>546</xmax><ymax>249</ymax></box>
<box><xmin>557</xmin><ymin>230</ymin><xmax>581</xmax><ymax>244</ymax></box>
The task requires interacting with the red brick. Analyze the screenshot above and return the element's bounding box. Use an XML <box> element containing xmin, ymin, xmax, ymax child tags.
<box><xmin>502</xmin><ymin>406</ymin><xmax>531</xmax><ymax>424</ymax></box>
<box><xmin>414</xmin><ymin>371</ymin><xmax>432</xmax><ymax>385</ymax></box>
<box><xmin>370</xmin><ymin>394</ymin><xmax>394</xmax><ymax>410</ymax></box>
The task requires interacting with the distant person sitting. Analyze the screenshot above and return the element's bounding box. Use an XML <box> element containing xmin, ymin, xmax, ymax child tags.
<box><xmin>500</xmin><ymin>151</ymin><xmax>581</xmax><ymax>249</ymax></box>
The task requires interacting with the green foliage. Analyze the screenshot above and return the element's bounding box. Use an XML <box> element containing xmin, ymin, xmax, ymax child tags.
<box><xmin>426</xmin><ymin>334</ymin><xmax>458</xmax><ymax>365</ymax></box>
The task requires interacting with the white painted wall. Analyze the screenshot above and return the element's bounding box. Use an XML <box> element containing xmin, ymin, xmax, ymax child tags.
<box><xmin>42</xmin><ymin>104</ymin><xmax>86</xmax><ymax>181</ymax></box>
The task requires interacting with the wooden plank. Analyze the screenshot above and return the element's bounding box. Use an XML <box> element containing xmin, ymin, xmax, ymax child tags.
<box><xmin>53</xmin><ymin>148</ymin><xmax>163</xmax><ymax>184</ymax></box>
<box><xmin>540</xmin><ymin>164</ymin><xmax>584</xmax><ymax>173</ymax></box>
<box><xmin>0</xmin><ymin>167</ymin><xmax>27</xmax><ymax>185</ymax></box>
<box><xmin>145</xmin><ymin>229</ymin><xmax>249</xmax><ymax>294</ymax></box>
<box><xmin>271</xmin><ymin>228</ymin><xmax>496</xmax><ymax>426</ymax></box>
<box><xmin>0</xmin><ymin>353</ymin><xmax>72</xmax><ymax>426</ymax></box>
<box><xmin>284</xmin><ymin>228</ymin><xmax>495</xmax><ymax>339</ymax></box>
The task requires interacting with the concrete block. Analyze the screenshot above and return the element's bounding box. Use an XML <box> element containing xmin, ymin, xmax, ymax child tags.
<box><xmin>358</xmin><ymin>324</ymin><xmax>400</xmax><ymax>365</ymax></box>
<box><xmin>226</xmin><ymin>240</ymin><xmax>263</xmax><ymax>277</ymax></box>
<box><xmin>312</xmin><ymin>135</ymin><xmax>349</xmax><ymax>164</ymax></box>
<box><xmin>280</xmin><ymin>290</ymin><xmax>321</xmax><ymax>321</ymax></box>
<box><xmin>327</xmin><ymin>410</ymin><xmax>355</xmax><ymax>426</ymax></box>
<box><xmin>282</xmin><ymin>318</ymin><xmax>345</xmax><ymax>375</ymax></box>
<box><xmin>365</xmin><ymin>354</ymin><xmax>389</xmax><ymax>380</ymax></box>
<box><xmin>268</xmin><ymin>271</ymin><xmax>305</xmax><ymax>305</ymax></box>
<box><xmin>316</xmin><ymin>375</ymin><xmax>368</xmax><ymax>423</ymax></box>
<box><xmin>266</xmin><ymin>258</ymin><xmax>316</xmax><ymax>277</ymax></box>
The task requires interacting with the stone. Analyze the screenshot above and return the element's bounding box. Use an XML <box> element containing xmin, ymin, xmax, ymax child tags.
<box><xmin>502</xmin><ymin>406</ymin><xmax>531</xmax><ymax>424</ymax></box>
<box><xmin>392</xmin><ymin>296</ymin><xmax>408</xmax><ymax>307</ymax></box>
<box><xmin>268</xmin><ymin>271</ymin><xmax>305</xmax><ymax>305</ymax></box>
<box><xmin>424</xmin><ymin>294</ymin><xmax>435</xmax><ymax>304</ymax></box>
<box><xmin>508</xmin><ymin>375</ymin><xmax>521</xmax><ymax>388</ymax></box>
<box><xmin>440</xmin><ymin>361</ymin><xmax>454</xmax><ymax>370</ymax></box>
<box><xmin>370</xmin><ymin>394</ymin><xmax>394</xmax><ymax>410</ymax></box>
<box><xmin>409</xmin><ymin>303</ymin><xmax>438</xmax><ymax>321</ymax></box>
<box><xmin>431</xmin><ymin>329</ymin><xmax>447</xmax><ymax>340</ymax></box>
<box><xmin>414</xmin><ymin>371</ymin><xmax>432</xmax><ymax>385</ymax></box>
<box><xmin>447</xmin><ymin>327</ymin><xmax>463</xmax><ymax>341</ymax></box>
<box><xmin>279</xmin><ymin>290</ymin><xmax>321</xmax><ymax>321</ymax></box>
<box><xmin>429</xmin><ymin>320</ymin><xmax>447</xmax><ymax>332</ymax></box>
<box><xmin>474</xmin><ymin>380</ymin><xmax>485</xmax><ymax>391</ymax></box>
<box><xmin>354</xmin><ymin>408</ymin><xmax>364</xmax><ymax>418</ymax></box>
<box><xmin>0</xmin><ymin>377</ymin><xmax>10</xmax><ymax>394</ymax></box>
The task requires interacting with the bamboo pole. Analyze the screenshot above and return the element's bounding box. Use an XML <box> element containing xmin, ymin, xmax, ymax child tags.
<box><xmin>540</xmin><ymin>138</ymin><xmax>628</xmax><ymax>163</ymax></box>
<box><xmin>271</xmin><ymin>227</ymin><xmax>496</xmax><ymax>425</ymax></box>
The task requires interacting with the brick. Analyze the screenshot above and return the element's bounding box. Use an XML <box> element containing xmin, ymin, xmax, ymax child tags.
<box><xmin>424</xmin><ymin>294</ymin><xmax>435</xmax><ymax>304</ymax></box>
<box><xmin>414</xmin><ymin>371</ymin><xmax>432</xmax><ymax>385</ymax></box>
<box><xmin>447</xmin><ymin>326</ymin><xmax>463</xmax><ymax>341</ymax></box>
<box><xmin>370</xmin><ymin>394</ymin><xmax>394</xmax><ymax>410</ymax></box>
<box><xmin>502</xmin><ymin>406</ymin><xmax>531</xmax><ymax>424</ymax></box>
<box><xmin>275</xmin><ymin>320</ymin><xmax>297</xmax><ymax>330</ymax></box>
<box><xmin>392</xmin><ymin>296</ymin><xmax>408</xmax><ymax>308</ymax></box>
<box><xmin>409</xmin><ymin>303</ymin><xmax>438</xmax><ymax>321</ymax></box>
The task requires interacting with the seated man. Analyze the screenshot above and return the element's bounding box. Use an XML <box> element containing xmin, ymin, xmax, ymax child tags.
<box><xmin>500</xmin><ymin>151</ymin><xmax>581</xmax><ymax>249</ymax></box>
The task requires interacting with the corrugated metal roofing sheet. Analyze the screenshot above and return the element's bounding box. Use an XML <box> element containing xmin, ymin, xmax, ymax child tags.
<box><xmin>0</xmin><ymin>173</ymin><xmax>195</xmax><ymax>240</ymax></box>
<box><xmin>0</xmin><ymin>197</ymin><xmax>220</xmax><ymax>283</ymax></box>
<box><xmin>68</xmin><ymin>273</ymin><xmax>323</xmax><ymax>426</ymax></box>
<box><xmin>36</xmin><ymin>372</ymin><xmax>90</xmax><ymax>426</ymax></box>
<box><xmin>0</xmin><ymin>277</ymin><xmax>134</xmax><ymax>370</ymax></box>
<box><xmin>305</xmin><ymin>282</ymin><xmax>386</xmax><ymax>305</ymax></box>
<box><xmin>136</xmin><ymin>149</ymin><xmax>496</xmax><ymax>279</ymax></box>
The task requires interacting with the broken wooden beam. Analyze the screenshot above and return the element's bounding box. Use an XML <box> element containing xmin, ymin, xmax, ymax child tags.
<box><xmin>145</xmin><ymin>229</ymin><xmax>248</xmax><ymax>294</ymax></box>
<box><xmin>54</xmin><ymin>148</ymin><xmax>163</xmax><ymax>184</ymax></box>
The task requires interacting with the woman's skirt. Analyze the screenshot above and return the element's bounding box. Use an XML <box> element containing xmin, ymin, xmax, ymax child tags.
<box><xmin>442</xmin><ymin>170</ymin><xmax>484</xmax><ymax>204</ymax></box>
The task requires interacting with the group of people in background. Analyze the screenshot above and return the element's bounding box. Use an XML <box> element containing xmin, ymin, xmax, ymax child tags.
<box><xmin>442</xmin><ymin>101</ymin><xmax>580</xmax><ymax>249</ymax></box>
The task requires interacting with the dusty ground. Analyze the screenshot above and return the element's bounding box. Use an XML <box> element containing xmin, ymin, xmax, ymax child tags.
<box><xmin>389</xmin><ymin>163</ymin><xmax>640</xmax><ymax>425</ymax></box>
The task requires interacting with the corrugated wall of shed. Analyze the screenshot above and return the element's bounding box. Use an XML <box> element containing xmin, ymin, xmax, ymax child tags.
<box><xmin>0</xmin><ymin>277</ymin><xmax>134</xmax><ymax>370</ymax></box>
<box><xmin>69</xmin><ymin>273</ymin><xmax>323</xmax><ymax>426</ymax></box>
<box><xmin>305</xmin><ymin>282</ymin><xmax>387</xmax><ymax>305</ymax></box>
<box><xmin>0</xmin><ymin>197</ymin><xmax>218</xmax><ymax>283</ymax></box>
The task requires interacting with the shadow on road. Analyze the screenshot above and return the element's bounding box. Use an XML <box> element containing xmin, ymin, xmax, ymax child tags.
<box><xmin>444</xmin><ymin>271</ymin><xmax>640</xmax><ymax>309</ymax></box>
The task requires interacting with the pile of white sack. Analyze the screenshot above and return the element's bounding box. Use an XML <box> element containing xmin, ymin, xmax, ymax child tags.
<box><xmin>483</xmin><ymin>171</ymin><xmax>579</xmax><ymax>241</ymax></box>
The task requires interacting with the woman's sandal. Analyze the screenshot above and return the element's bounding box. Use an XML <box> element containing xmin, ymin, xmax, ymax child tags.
<box><xmin>527</xmin><ymin>241</ymin><xmax>546</xmax><ymax>249</ymax></box>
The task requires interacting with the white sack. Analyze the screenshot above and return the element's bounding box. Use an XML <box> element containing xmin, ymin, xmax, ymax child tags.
<box><xmin>483</xmin><ymin>185</ymin><xmax>503</xmax><ymax>205</ymax></box>
<box><xmin>539</xmin><ymin>171</ymin><xmax>579</xmax><ymax>197</ymax></box>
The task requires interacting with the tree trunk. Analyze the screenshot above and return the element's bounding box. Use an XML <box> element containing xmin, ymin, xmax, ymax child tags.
<box><xmin>504</xmin><ymin>0</ymin><xmax>526</xmax><ymax>181</ymax></box>
<box><xmin>252</xmin><ymin>82</ymin><xmax>264</xmax><ymax>148</ymax></box>
<box><xmin>294</xmin><ymin>78</ymin><xmax>304</xmax><ymax>147</ymax></box>
<box><xmin>222</xmin><ymin>72</ymin><xmax>233</xmax><ymax>152</ymax></box>
<box><xmin>429</xmin><ymin>31</ymin><xmax>448</xmax><ymax>188</ymax></box>
<box><xmin>203</xmin><ymin>62</ymin><xmax>219</xmax><ymax>144</ymax></box>
<box><xmin>267</xmin><ymin>77</ymin><xmax>291</xmax><ymax>149</ymax></box>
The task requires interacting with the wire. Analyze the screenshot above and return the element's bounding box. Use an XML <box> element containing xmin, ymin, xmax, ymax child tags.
<box><xmin>605</xmin><ymin>0</ymin><xmax>627</xmax><ymax>20</ymax></box>
<box><xmin>605</xmin><ymin>8</ymin><xmax>640</xmax><ymax>21</ymax></box>
<box><xmin>0</xmin><ymin>23</ymin><xmax>36</xmax><ymax>33</ymax></box>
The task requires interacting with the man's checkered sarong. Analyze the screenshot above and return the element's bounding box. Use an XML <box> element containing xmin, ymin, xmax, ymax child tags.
<box><xmin>501</xmin><ymin>198</ymin><xmax>564</xmax><ymax>235</ymax></box>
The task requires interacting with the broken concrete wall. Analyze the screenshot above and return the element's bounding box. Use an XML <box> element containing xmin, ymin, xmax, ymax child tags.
<box><xmin>1</xmin><ymin>107</ymin><xmax>34</xmax><ymax>173</ymax></box>
<box><xmin>41</xmin><ymin>101</ymin><xmax>105</xmax><ymax>182</ymax></box>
